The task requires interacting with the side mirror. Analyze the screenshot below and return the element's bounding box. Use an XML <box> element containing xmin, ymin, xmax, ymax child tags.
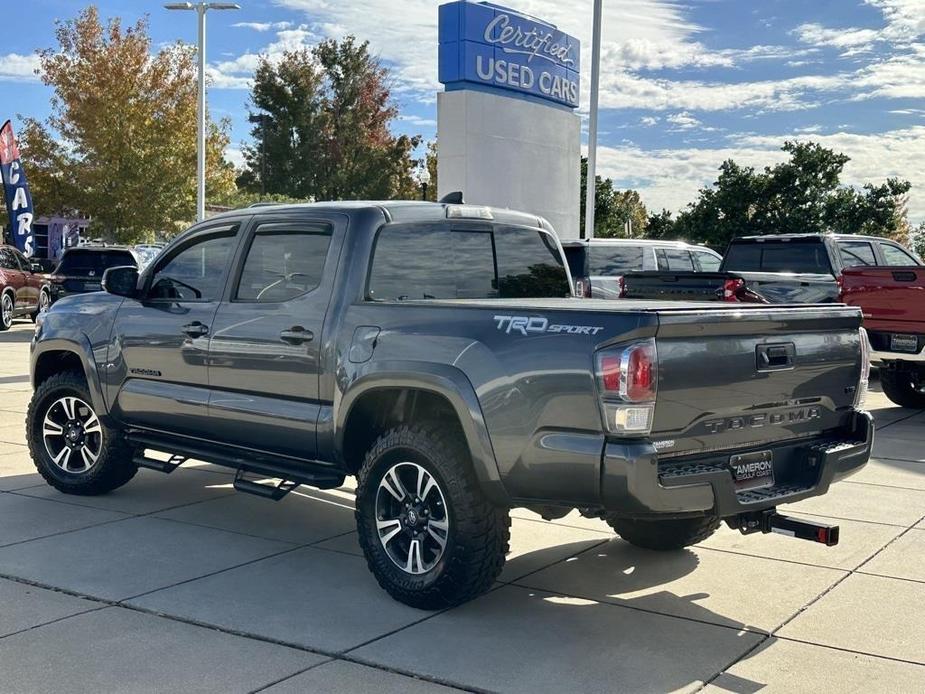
<box><xmin>102</xmin><ymin>266</ymin><xmax>140</xmax><ymax>298</ymax></box>
<box><xmin>30</xmin><ymin>262</ymin><xmax>43</xmax><ymax>273</ymax></box>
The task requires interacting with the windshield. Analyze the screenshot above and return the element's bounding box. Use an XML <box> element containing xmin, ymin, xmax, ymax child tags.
<box><xmin>723</xmin><ymin>242</ymin><xmax>832</xmax><ymax>274</ymax></box>
<box><xmin>57</xmin><ymin>250</ymin><xmax>136</xmax><ymax>275</ymax></box>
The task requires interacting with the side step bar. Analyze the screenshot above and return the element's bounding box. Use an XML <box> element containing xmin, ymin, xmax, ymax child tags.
<box><xmin>233</xmin><ymin>469</ymin><xmax>299</xmax><ymax>501</ymax></box>
<box><xmin>728</xmin><ymin>509</ymin><xmax>840</xmax><ymax>546</ymax></box>
<box><xmin>124</xmin><ymin>431</ymin><xmax>346</xmax><ymax>493</ymax></box>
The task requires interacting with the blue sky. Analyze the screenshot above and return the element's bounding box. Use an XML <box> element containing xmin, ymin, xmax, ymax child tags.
<box><xmin>1</xmin><ymin>0</ymin><xmax>923</xmax><ymax>221</ymax></box>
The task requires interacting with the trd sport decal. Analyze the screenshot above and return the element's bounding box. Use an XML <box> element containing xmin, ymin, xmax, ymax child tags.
<box><xmin>494</xmin><ymin>315</ymin><xmax>604</xmax><ymax>336</ymax></box>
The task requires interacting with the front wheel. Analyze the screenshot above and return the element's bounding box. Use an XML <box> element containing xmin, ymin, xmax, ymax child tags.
<box><xmin>26</xmin><ymin>370</ymin><xmax>138</xmax><ymax>495</ymax></box>
<box><xmin>607</xmin><ymin>515</ymin><xmax>720</xmax><ymax>551</ymax></box>
<box><xmin>355</xmin><ymin>423</ymin><xmax>510</xmax><ymax>609</ymax></box>
<box><xmin>880</xmin><ymin>368</ymin><xmax>925</xmax><ymax>409</ymax></box>
<box><xmin>31</xmin><ymin>290</ymin><xmax>50</xmax><ymax>321</ymax></box>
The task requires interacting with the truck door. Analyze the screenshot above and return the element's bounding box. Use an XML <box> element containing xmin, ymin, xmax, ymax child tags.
<box><xmin>205</xmin><ymin>214</ymin><xmax>343</xmax><ymax>461</ymax></box>
<box><xmin>108</xmin><ymin>221</ymin><xmax>242</xmax><ymax>437</ymax></box>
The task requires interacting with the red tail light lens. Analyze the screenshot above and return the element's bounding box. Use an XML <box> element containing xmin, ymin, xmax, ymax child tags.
<box><xmin>625</xmin><ymin>346</ymin><xmax>655</xmax><ymax>401</ymax></box>
<box><xmin>596</xmin><ymin>339</ymin><xmax>657</xmax><ymax>402</ymax></box>
<box><xmin>721</xmin><ymin>278</ymin><xmax>745</xmax><ymax>302</ymax></box>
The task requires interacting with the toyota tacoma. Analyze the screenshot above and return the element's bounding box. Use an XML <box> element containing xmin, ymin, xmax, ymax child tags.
<box><xmin>28</xmin><ymin>201</ymin><xmax>873</xmax><ymax>609</ymax></box>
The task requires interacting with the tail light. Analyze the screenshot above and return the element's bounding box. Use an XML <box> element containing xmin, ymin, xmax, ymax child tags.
<box><xmin>720</xmin><ymin>278</ymin><xmax>745</xmax><ymax>302</ymax></box>
<box><xmin>575</xmin><ymin>277</ymin><xmax>591</xmax><ymax>298</ymax></box>
<box><xmin>836</xmin><ymin>273</ymin><xmax>845</xmax><ymax>301</ymax></box>
<box><xmin>595</xmin><ymin>338</ymin><xmax>657</xmax><ymax>435</ymax></box>
<box><xmin>855</xmin><ymin>327</ymin><xmax>871</xmax><ymax>409</ymax></box>
<box><xmin>618</xmin><ymin>276</ymin><xmax>626</xmax><ymax>298</ymax></box>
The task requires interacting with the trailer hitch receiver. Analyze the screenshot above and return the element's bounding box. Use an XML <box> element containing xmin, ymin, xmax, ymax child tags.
<box><xmin>727</xmin><ymin>509</ymin><xmax>840</xmax><ymax>547</ymax></box>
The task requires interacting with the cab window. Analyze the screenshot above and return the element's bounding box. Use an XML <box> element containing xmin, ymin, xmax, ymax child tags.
<box><xmin>838</xmin><ymin>241</ymin><xmax>877</xmax><ymax>268</ymax></box>
<box><xmin>148</xmin><ymin>227</ymin><xmax>237</xmax><ymax>302</ymax></box>
<box><xmin>692</xmin><ymin>250</ymin><xmax>721</xmax><ymax>272</ymax></box>
<box><xmin>235</xmin><ymin>222</ymin><xmax>332</xmax><ymax>302</ymax></box>
<box><xmin>879</xmin><ymin>243</ymin><xmax>920</xmax><ymax>266</ymax></box>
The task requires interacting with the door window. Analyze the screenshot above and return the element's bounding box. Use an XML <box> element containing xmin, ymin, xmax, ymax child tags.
<box><xmin>879</xmin><ymin>243</ymin><xmax>920</xmax><ymax>266</ymax></box>
<box><xmin>838</xmin><ymin>241</ymin><xmax>877</xmax><ymax>268</ymax></box>
<box><xmin>692</xmin><ymin>250</ymin><xmax>721</xmax><ymax>271</ymax></box>
<box><xmin>148</xmin><ymin>228</ymin><xmax>237</xmax><ymax>302</ymax></box>
<box><xmin>235</xmin><ymin>222</ymin><xmax>333</xmax><ymax>302</ymax></box>
<box><xmin>664</xmin><ymin>248</ymin><xmax>695</xmax><ymax>271</ymax></box>
<box><xmin>0</xmin><ymin>249</ymin><xmax>17</xmax><ymax>270</ymax></box>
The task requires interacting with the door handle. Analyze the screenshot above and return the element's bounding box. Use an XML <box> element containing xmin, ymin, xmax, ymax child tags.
<box><xmin>280</xmin><ymin>326</ymin><xmax>313</xmax><ymax>344</ymax></box>
<box><xmin>181</xmin><ymin>321</ymin><xmax>209</xmax><ymax>338</ymax></box>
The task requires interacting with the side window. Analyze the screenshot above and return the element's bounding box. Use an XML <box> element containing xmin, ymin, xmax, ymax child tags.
<box><xmin>0</xmin><ymin>249</ymin><xmax>17</xmax><ymax>270</ymax></box>
<box><xmin>656</xmin><ymin>249</ymin><xmax>669</xmax><ymax>271</ymax></box>
<box><xmin>10</xmin><ymin>249</ymin><xmax>28</xmax><ymax>270</ymax></box>
<box><xmin>692</xmin><ymin>250</ymin><xmax>721</xmax><ymax>272</ymax></box>
<box><xmin>664</xmin><ymin>248</ymin><xmax>695</xmax><ymax>271</ymax></box>
<box><xmin>838</xmin><ymin>241</ymin><xmax>877</xmax><ymax>268</ymax></box>
<box><xmin>235</xmin><ymin>223</ymin><xmax>332</xmax><ymax>302</ymax></box>
<box><xmin>148</xmin><ymin>228</ymin><xmax>237</xmax><ymax>302</ymax></box>
<box><xmin>494</xmin><ymin>227</ymin><xmax>570</xmax><ymax>298</ymax></box>
<box><xmin>879</xmin><ymin>243</ymin><xmax>920</xmax><ymax>266</ymax></box>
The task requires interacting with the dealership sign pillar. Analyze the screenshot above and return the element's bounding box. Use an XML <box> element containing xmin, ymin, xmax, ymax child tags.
<box><xmin>438</xmin><ymin>1</ymin><xmax>581</xmax><ymax>239</ymax></box>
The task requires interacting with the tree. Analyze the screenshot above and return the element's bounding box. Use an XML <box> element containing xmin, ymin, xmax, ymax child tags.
<box><xmin>423</xmin><ymin>139</ymin><xmax>438</xmax><ymax>201</ymax></box>
<box><xmin>645</xmin><ymin>209</ymin><xmax>675</xmax><ymax>239</ymax></box>
<box><xmin>674</xmin><ymin>141</ymin><xmax>913</xmax><ymax>248</ymax></box>
<box><xmin>579</xmin><ymin>157</ymin><xmax>647</xmax><ymax>237</ymax></box>
<box><xmin>241</xmin><ymin>37</ymin><xmax>420</xmax><ymax>201</ymax></box>
<box><xmin>911</xmin><ymin>222</ymin><xmax>925</xmax><ymax>259</ymax></box>
<box><xmin>24</xmin><ymin>7</ymin><xmax>235</xmax><ymax>242</ymax></box>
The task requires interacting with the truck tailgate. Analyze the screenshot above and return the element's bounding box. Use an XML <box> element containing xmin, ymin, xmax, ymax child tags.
<box><xmin>649</xmin><ymin>305</ymin><xmax>863</xmax><ymax>457</ymax></box>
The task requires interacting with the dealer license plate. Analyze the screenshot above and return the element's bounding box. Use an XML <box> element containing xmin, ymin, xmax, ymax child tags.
<box><xmin>83</xmin><ymin>282</ymin><xmax>101</xmax><ymax>291</ymax></box>
<box><xmin>729</xmin><ymin>450</ymin><xmax>774</xmax><ymax>491</ymax></box>
<box><xmin>890</xmin><ymin>334</ymin><xmax>919</xmax><ymax>353</ymax></box>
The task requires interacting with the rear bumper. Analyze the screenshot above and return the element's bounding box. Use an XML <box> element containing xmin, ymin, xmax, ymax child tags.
<box><xmin>601</xmin><ymin>410</ymin><xmax>873</xmax><ymax>519</ymax></box>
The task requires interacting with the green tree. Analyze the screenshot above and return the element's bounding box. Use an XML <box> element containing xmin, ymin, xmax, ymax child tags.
<box><xmin>911</xmin><ymin>222</ymin><xmax>925</xmax><ymax>259</ymax></box>
<box><xmin>24</xmin><ymin>7</ymin><xmax>235</xmax><ymax>242</ymax></box>
<box><xmin>644</xmin><ymin>209</ymin><xmax>675</xmax><ymax>239</ymax></box>
<box><xmin>423</xmin><ymin>139</ymin><xmax>438</xmax><ymax>201</ymax></box>
<box><xmin>241</xmin><ymin>37</ymin><xmax>420</xmax><ymax>201</ymax></box>
<box><xmin>674</xmin><ymin>141</ymin><xmax>913</xmax><ymax>248</ymax></box>
<box><xmin>579</xmin><ymin>157</ymin><xmax>647</xmax><ymax>237</ymax></box>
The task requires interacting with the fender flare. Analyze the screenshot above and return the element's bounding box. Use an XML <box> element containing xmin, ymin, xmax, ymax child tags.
<box><xmin>31</xmin><ymin>335</ymin><xmax>109</xmax><ymax>419</ymax></box>
<box><xmin>335</xmin><ymin>361</ymin><xmax>509</xmax><ymax>506</ymax></box>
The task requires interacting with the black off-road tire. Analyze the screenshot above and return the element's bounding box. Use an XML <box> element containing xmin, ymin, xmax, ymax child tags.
<box><xmin>26</xmin><ymin>370</ymin><xmax>138</xmax><ymax>495</ymax></box>
<box><xmin>880</xmin><ymin>368</ymin><xmax>925</xmax><ymax>409</ymax></box>
<box><xmin>355</xmin><ymin>423</ymin><xmax>510</xmax><ymax>610</ymax></box>
<box><xmin>607</xmin><ymin>515</ymin><xmax>720</xmax><ymax>551</ymax></box>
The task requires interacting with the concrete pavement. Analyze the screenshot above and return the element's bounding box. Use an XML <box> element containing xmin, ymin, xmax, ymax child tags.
<box><xmin>0</xmin><ymin>321</ymin><xmax>923</xmax><ymax>693</ymax></box>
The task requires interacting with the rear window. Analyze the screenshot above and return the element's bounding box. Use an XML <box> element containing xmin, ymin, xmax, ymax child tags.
<box><xmin>588</xmin><ymin>245</ymin><xmax>644</xmax><ymax>275</ymax></box>
<box><xmin>723</xmin><ymin>241</ymin><xmax>832</xmax><ymax>273</ymax></box>
<box><xmin>367</xmin><ymin>224</ymin><xmax>570</xmax><ymax>301</ymax></box>
<box><xmin>57</xmin><ymin>250</ymin><xmax>136</xmax><ymax>274</ymax></box>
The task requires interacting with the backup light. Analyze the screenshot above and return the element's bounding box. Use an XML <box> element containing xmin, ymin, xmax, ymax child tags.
<box><xmin>446</xmin><ymin>205</ymin><xmax>493</xmax><ymax>220</ymax></box>
<box><xmin>855</xmin><ymin>327</ymin><xmax>871</xmax><ymax>409</ymax></box>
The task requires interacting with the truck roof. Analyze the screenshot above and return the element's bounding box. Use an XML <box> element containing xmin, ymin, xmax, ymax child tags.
<box><xmin>733</xmin><ymin>233</ymin><xmax>889</xmax><ymax>242</ymax></box>
<box><xmin>207</xmin><ymin>200</ymin><xmax>555</xmax><ymax>232</ymax></box>
<box><xmin>560</xmin><ymin>238</ymin><xmax>706</xmax><ymax>248</ymax></box>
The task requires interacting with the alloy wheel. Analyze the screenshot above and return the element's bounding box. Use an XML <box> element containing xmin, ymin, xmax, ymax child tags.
<box><xmin>1</xmin><ymin>294</ymin><xmax>11</xmax><ymax>328</ymax></box>
<box><xmin>38</xmin><ymin>291</ymin><xmax>50</xmax><ymax>313</ymax></box>
<box><xmin>375</xmin><ymin>461</ymin><xmax>450</xmax><ymax>575</ymax></box>
<box><xmin>42</xmin><ymin>396</ymin><xmax>103</xmax><ymax>474</ymax></box>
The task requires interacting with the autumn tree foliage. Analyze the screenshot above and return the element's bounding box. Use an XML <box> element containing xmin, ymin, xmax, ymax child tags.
<box><xmin>23</xmin><ymin>7</ymin><xmax>235</xmax><ymax>242</ymax></box>
<box><xmin>238</xmin><ymin>37</ymin><xmax>421</xmax><ymax>201</ymax></box>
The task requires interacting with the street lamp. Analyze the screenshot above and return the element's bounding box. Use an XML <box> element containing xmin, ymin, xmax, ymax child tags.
<box><xmin>419</xmin><ymin>167</ymin><xmax>431</xmax><ymax>201</ymax></box>
<box><xmin>165</xmin><ymin>2</ymin><xmax>240</xmax><ymax>222</ymax></box>
<box><xmin>584</xmin><ymin>0</ymin><xmax>602</xmax><ymax>239</ymax></box>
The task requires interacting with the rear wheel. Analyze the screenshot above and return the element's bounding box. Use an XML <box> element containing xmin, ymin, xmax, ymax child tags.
<box><xmin>355</xmin><ymin>423</ymin><xmax>510</xmax><ymax>609</ymax></box>
<box><xmin>0</xmin><ymin>293</ymin><xmax>13</xmax><ymax>330</ymax></box>
<box><xmin>31</xmin><ymin>290</ymin><xmax>50</xmax><ymax>321</ymax></box>
<box><xmin>607</xmin><ymin>515</ymin><xmax>720</xmax><ymax>551</ymax></box>
<box><xmin>27</xmin><ymin>370</ymin><xmax>138</xmax><ymax>495</ymax></box>
<box><xmin>880</xmin><ymin>368</ymin><xmax>925</xmax><ymax>409</ymax></box>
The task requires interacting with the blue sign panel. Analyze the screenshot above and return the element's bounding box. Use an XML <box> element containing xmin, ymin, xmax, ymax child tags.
<box><xmin>0</xmin><ymin>121</ymin><xmax>35</xmax><ymax>257</ymax></box>
<box><xmin>439</xmin><ymin>1</ymin><xmax>580</xmax><ymax>109</ymax></box>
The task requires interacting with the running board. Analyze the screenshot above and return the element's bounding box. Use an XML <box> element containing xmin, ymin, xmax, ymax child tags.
<box><xmin>728</xmin><ymin>510</ymin><xmax>840</xmax><ymax>546</ymax></box>
<box><xmin>124</xmin><ymin>431</ymin><xmax>346</xmax><ymax>491</ymax></box>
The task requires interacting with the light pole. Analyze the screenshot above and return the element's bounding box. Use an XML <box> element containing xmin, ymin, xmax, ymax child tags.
<box><xmin>584</xmin><ymin>0</ymin><xmax>602</xmax><ymax>239</ymax></box>
<box><xmin>165</xmin><ymin>2</ymin><xmax>240</xmax><ymax>222</ymax></box>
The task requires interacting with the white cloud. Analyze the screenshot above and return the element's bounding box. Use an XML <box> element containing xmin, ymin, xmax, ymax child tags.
<box><xmin>640</xmin><ymin>116</ymin><xmax>659</xmax><ymax>126</ymax></box>
<box><xmin>397</xmin><ymin>114</ymin><xmax>437</xmax><ymax>128</ymax></box>
<box><xmin>208</xmin><ymin>24</ymin><xmax>323</xmax><ymax>90</ymax></box>
<box><xmin>232</xmin><ymin>21</ymin><xmax>292</xmax><ymax>32</ymax></box>
<box><xmin>594</xmin><ymin>126</ymin><xmax>925</xmax><ymax>224</ymax></box>
<box><xmin>225</xmin><ymin>147</ymin><xmax>246</xmax><ymax>169</ymax></box>
<box><xmin>666</xmin><ymin>111</ymin><xmax>702</xmax><ymax>130</ymax></box>
<box><xmin>0</xmin><ymin>53</ymin><xmax>40</xmax><ymax>82</ymax></box>
<box><xmin>794</xmin><ymin>23</ymin><xmax>882</xmax><ymax>53</ymax></box>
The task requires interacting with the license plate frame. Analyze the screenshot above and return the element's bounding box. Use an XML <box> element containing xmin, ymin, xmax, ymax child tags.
<box><xmin>890</xmin><ymin>333</ymin><xmax>919</xmax><ymax>354</ymax></box>
<box><xmin>729</xmin><ymin>450</ymin><xmax>774</xmax><ymax>491</ymax></box>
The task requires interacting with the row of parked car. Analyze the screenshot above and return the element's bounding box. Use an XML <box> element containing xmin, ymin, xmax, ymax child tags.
<box><xmin>563</xmin><ymin>233</ymin><xmax>925</xmax><ymax>408</ymax></box>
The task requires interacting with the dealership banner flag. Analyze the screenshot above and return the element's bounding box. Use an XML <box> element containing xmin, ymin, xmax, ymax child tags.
<box><xmin>0</xmin><ymin>120</ymin><xmax>35</xmax><ymax>256</ymax></box>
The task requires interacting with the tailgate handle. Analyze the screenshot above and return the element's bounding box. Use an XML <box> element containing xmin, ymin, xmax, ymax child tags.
<box><xmin>892</xmin><ymin>271</ymin><xmax>917</xmax><ymax>282</ymax></box>
<box><xmin>757</xmin><ymin>343</ymin><xmax>795</xmax><ymax>371</ymax></box>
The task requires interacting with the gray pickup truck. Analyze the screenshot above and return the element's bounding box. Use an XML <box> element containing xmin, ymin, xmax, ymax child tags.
<box><xmin>28</xmin><ymin>201</ymin><xmax>873</xmax><ymax>609</ymax></box>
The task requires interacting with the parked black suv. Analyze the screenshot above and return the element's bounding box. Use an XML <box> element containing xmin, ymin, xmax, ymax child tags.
<box><xmin>28</xmin><ymin>202</ymin><xmax>872</xmax><ymax>608</ymax></box>
<box><xmin>49</xmin><ymin>246</ymin><xmax>139</xmax><ymax>302</ymax></box>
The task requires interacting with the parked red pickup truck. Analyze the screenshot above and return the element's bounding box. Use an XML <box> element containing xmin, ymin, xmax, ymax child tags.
<box><xmin>840</xmin><ymin>266</ymin><xmax>925</xmax><ymax>407</ymax></box>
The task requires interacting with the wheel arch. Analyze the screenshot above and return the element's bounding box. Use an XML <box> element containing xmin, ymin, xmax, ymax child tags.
<box><xmin>32</xmin><ymin>337</ymin><xmax>109</xmax><ymax>418</ymax></box>
<box><xmin>336</xmin><ymin>364</ymin><xmax>508</xmax><ymax>506</ymax></box>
